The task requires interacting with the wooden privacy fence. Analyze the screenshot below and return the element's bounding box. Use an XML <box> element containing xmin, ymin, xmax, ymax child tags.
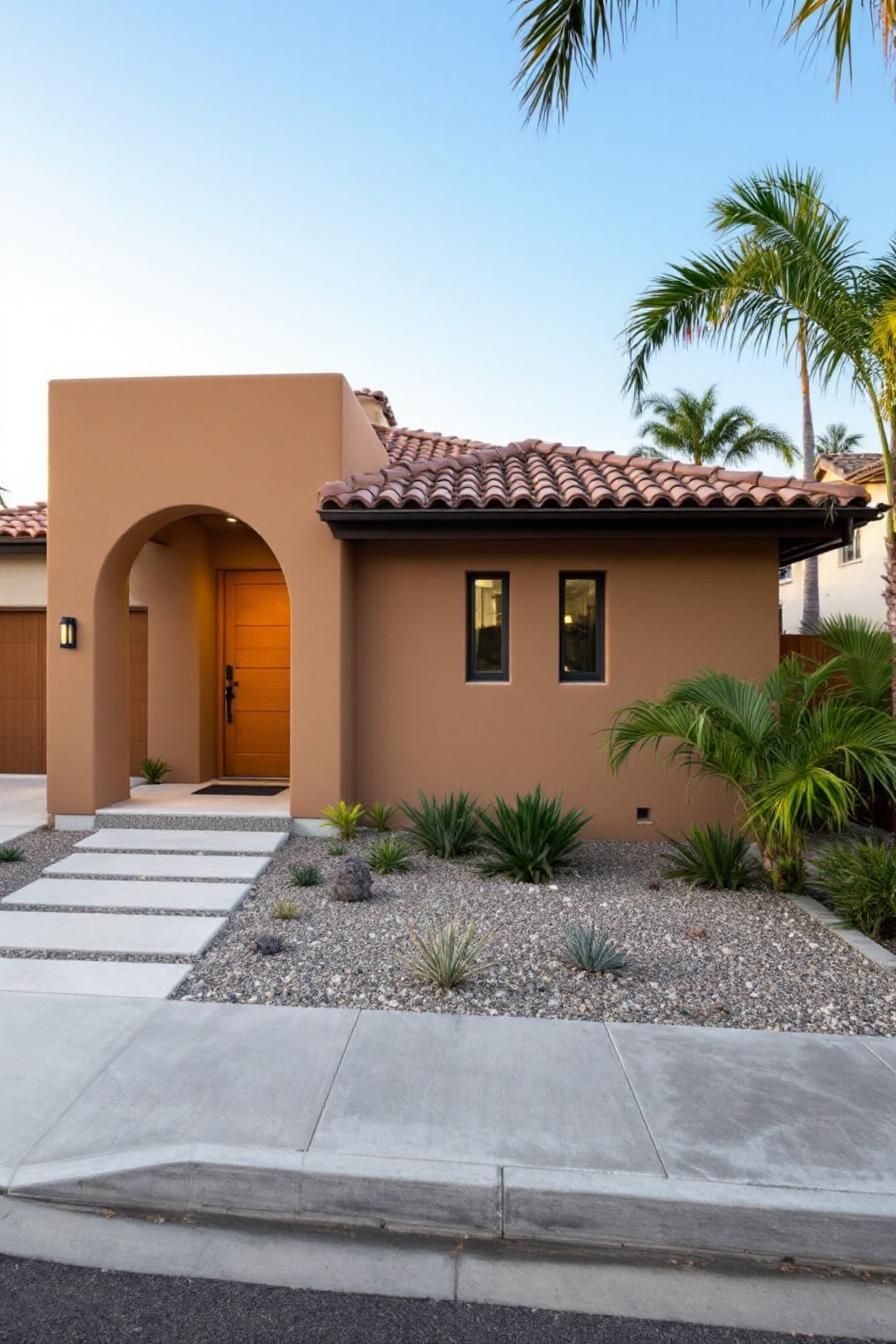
<box><xmin>780</xmin><ymin>634</ymin><xmax>835</xmax><ymax>665</ymax></box>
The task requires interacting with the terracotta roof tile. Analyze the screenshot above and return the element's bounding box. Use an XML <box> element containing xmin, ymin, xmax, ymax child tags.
<box><xmin>816</xmin><ymin>452</ymin><xmax>885</xmax><ymax>485</ymax></box>
<box><xmin>354</xmin><ymin>387</ymin><xmax>397</xmax><ymax>427</ymax></box>
<box><xmin>0</xmin><ymin>503</ymin><xmax>47</xmax><ymax>540</ymax></box>
<box><xmin>321</xmin><ymin>430</ymin><xmax>870</xmax><ymax>513</ymax></box>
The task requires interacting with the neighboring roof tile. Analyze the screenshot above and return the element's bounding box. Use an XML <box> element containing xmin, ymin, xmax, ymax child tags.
<box><xmin>816</xmin><ymin>452</ymin><xmax>886</xmax><ymax>485</ymax></box>
<box><xmin>354</xmin><ymin>387</ymin><xmax>397</xmax><ymax>427</ymax></box>
<box><xmin>321</xmin><ymin>430</ymin><xmax>869</xmax><ymax>512</ymax></box>
<box><xmin>0</xmin><ymin>503</ymin><xmax>47</xmax><ymax>540</ymax></box>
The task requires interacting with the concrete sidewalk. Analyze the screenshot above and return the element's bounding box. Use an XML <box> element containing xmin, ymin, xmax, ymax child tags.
<box><xmin>2</xmin><ymin>991</ymin><xmax>896</xmax><ymax>1274</ymax></box>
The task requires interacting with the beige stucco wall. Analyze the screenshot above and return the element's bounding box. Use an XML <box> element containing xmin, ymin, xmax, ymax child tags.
<box><xmin>353</xmin><ymin>536</ymin><xmax>780</xmax><ymax>840</ymax></box>
<box><xmin>0</xmin><ymin>551</ymin><xmax>47</xmax><ymax>607</ymax></box>
<box><xmin>779</xmin><ymin>482</ymin><xmax>887</xmax><ymax>631</ymax></box>
<box><xmin>46</xmin><ymin>373</ymin><xmax>385</xmax><ymax>819</ymax></box>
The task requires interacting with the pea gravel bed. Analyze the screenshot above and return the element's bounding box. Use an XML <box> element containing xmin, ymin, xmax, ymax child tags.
<box><xmin>174</xmin><ymin>835</ymin><xmax>896</xmax><ymax>1035</ymax></box>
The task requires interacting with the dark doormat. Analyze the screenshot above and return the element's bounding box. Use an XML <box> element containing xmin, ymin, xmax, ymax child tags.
<box><xmin>193</xmin><ymin>784</ymin><xmax>287</xmax><ymax>797</ymax></box>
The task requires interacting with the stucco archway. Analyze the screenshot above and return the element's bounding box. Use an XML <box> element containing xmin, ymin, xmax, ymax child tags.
<box><xmin>46</xmin><ymin>373</ymin><xmax>386</xmax><ymax>825</ymax></box>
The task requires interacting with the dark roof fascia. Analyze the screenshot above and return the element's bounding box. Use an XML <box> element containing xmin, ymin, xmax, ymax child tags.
<box><xmin>0</xmin><ymin>538</ymin><xmax>46</xmax><ymax>553</ymax></box>
<box><xmin>320</xmin><ymin>503</ymin><xmax>885</xmax><ymax>561</ymax></box>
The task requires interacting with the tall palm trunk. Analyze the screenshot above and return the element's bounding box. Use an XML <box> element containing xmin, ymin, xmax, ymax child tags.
<box><xmin>886</xmin><ymin>411</ymin><xmax>896</xmax><ymax>715</ymax></box>
<box><xmin>798</xmin><ymin>322</ymin><xmax>820</xmax><ymax>632</ymax></box>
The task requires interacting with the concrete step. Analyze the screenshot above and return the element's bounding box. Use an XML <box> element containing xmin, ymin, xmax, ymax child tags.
<box><xmin>96</xmin><ymin>811</ymin><xmax>289</xmax><ymax>833</ymax></box>
<box><xmin>0</xmin><ymin>958</ymin><xmax>192</xmax><ymax>998</ymax></box>
<box><xmin>44</xmin><ymin>852</ymin><xmax>270</xmax><ymax>883</ymax></box>
<box><xmin>76</xmin><ymin>828</ymin><xmax>285</xmax><ymax>855</ymax></box>
<box><xmin>3</xmin><ymin>878</ymin><xmax>250</xmax><ymax>914</ymax></box>
<box><xmin>0</xmin><ymin>911</ymin><xmax>225</xmax><ymax>957</ymax></box>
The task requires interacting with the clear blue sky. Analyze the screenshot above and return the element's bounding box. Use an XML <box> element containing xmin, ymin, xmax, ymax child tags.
<box><xmin>1</xmin><ymin>0</ymin><xmax>894</xmax><ymax>503</ymax></box>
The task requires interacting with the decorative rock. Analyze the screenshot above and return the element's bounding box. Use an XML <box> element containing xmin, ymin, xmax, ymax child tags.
<box><xmin>687</xmin><ymin>926</ymin><xmax>707</xmax><ymax>939</ymax></box>
<box><xmin>331</xmin><ymin>854</ymin><xmax>373</xmax><ymax>903</ymax></box>
<box><xmin>255</xmin><ymin>934</ymin><xmax>283</xmax><ymax>956</ymax></box>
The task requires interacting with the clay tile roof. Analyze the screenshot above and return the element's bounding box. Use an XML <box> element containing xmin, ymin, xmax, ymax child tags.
<box><xmin>816</xmin><ymin>452</ymin><xmax>886</xmax><ymax>485</ymax></box>
<box><xmin>0</xmin><ymin>502</ymin><xmax>47</xmax><ymax>540</ymax></box>
<box><xmin>353</xmin><ymin>387</ymin><xmax>397</xmax><ymax>427</ymax></box>
<box><xmin>319</xmin><ymin>430</ymin><xmax>870</xmax><ymax>513</ymax></box>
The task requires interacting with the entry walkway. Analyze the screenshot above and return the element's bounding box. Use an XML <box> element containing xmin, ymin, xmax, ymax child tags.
<box><xmin>1</xmin><ymin>993</ymin><xmax>895</xmax><ymax>1280</ymax></box>
<box><xmin>0</xmin><ymin>826</ymin><xmax>285</xmax><ymax>997</ymax></box>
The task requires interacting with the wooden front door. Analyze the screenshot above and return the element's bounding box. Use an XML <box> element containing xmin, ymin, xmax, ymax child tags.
<box><xmin>221</xmin><ymin>571</ymin><xmax>289</xmax><ymax>778</ymax></box>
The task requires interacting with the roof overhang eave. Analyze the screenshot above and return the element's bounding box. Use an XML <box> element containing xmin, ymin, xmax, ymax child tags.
<box><xmin>319</xmin><ymin>502</ymin><xmax>886</xmax><ymax>563</ymax></box>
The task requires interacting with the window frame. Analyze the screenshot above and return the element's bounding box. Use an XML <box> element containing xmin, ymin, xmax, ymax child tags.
<box><xmin>559</xmin><ymin>571</ymin><xmax>606</xmax><ymax>684</ymax></box>
<box><xmin>466</xmin><ymin>571</ymin><xmax>510</xmax><ymax>683</ymax></box>
<box><xmin>838</xmin><ymin>531</ymin><xmax>862</xmax><ymax>566</ymax></box>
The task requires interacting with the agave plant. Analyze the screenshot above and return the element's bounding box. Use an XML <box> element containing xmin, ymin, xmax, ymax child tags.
<box><xmin>321</xmin><ymin>800</ymin><xmax>364</xmax><ymax>842</ymax></box>
<box><xmin>560</xmin><ymin>923</ymin><xmax>629</xmax><ymax>975</ymax></box>
<box><xmin>139</xmin><ymin>756</ymin><xmax>170</xmax><ymax>785</ymax></box>
<box><xmin>663</xmin><ymin>823</ymin><xmax>762</xmax><ymax>891</ymax></box>
<box><xmin>367</xmin><ymin>835</ymin><xmax>412</xmax><ymax>875</ymax></box>
<box><xmin>607</xmin><ymin>657</ymin><xmax>896</xmax><ymax>891</ymax></box>
<box><xmin>366</xmin><ymin>801</ymin><xmax>398</xmax><ymax>832</ymax></box>
<box><xmin>477</xmin><ymin>786</ymin><xmax>589</xmax><ymax>883</ymax></box>
<box><xmin>0</xmin><ymin>844</ymin><xmax>23</xmax><ymax>863</ymax></box>
<box><xmin>401</xmin><ymin>919</ymin><xmax>495</xmax><ymax>990</ymax></box>
<box><xmin>401</xmin><ymin>791</ymin><xmax>480</xmax><ymax>859</ymax></box>
<box><xmin>288</xmin><ymin>862</ymin><xmax>321</xmax><ymax>888</ymax></box>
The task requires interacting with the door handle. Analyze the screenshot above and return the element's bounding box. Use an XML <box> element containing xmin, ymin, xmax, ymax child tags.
<box><xmin>224</xmin><ymin>666</ymin><xmax>240</xmax><ymax>724</ymax></box>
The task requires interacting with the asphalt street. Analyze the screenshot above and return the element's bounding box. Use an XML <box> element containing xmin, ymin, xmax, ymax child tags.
<box><xmin>0</xmin><ymin>1254</ymin><xmax>873</xmax><ymax>1344</ymax></box>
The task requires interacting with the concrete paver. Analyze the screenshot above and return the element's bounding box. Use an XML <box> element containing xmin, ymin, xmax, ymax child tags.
<box><xmin>0</xmin><ymin>991</ymin><xmax>158</xmax><ymax>1184</ymax></box>
<box><xmin>310</xmin><ymin>1010</ymin><xmax>663</xmax><ymax>1173</ymax></box>
<box><xmin>0</xmin><ymin>958</ymin><xmax>192</xmax><ymax>998</ymax></box>
<box><xmin>0</xmin><ymin>911</ymin><xmax>225</xmax><ymax>956</ymax></box>
<box><xmin>45</xmin><ymin>852</ymin><xmax>269</xmax><ymax>882</ymax></box>
<box><xmin>608</xmin><ymin>1022</ymin><xmax>896</xmax><ymax>1194</ymax></box>
<box><xmin>76</xmin><ymin>829</ymin><xmax>285</xmax><ymax>855</ymax></box>
<box><xmin>16</xmin><ymin>1000</ymin><xmax>358</xmax><ymax>1170</ymax></box>
<box><xmin>4</xmin><ymin>878</ymin><xmax>250</xmax><ymax>913</ymax></box>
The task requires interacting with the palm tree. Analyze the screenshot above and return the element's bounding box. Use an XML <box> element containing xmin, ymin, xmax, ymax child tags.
<box><xmin>816</xmin><ymin>422</ymin><xmax>864</xmax><ymax>454</ymax></box>
<box><xmin>606</xmin><ymin>657</ymin><xmax>896</xmax><ymax>889</ymax></box>
<box><xmin>621</xmin><ymin>167</ymin><xmax>847</xmax><ymax>631</ymax></box>
<box><xmin>514</xmin><ymin>1</ymin><xmax>896</xmax><ymax>127</ymax></box>
<box><xmin>634</xmin><ymin>386</ymin><xmax>797</xmax><ymax>467</ymax></box>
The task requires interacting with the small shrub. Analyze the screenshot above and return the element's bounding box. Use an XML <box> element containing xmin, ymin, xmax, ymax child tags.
<box><xmin>477</xmin><ymin>786</ymin><xmax>589</xmax><ymax>883</ymax></box>
<box><xmin>327</xmin><ymin>840</ymin><xmax>347</xmax><ymax>857</ymax></box>
<box><xmin>663</xmin><ymin>823</ymin><xmax>761</xmax><ymax>891</ymax></box>
<box><xmin>402</xmin><ymin>791</ymin><xmax>480</xmax><ymax>858</ymax></box>
<box><xmin>272</xmin><ymin>898</ymin><xmax>302</xmax><ymax>920</ymax></box>
<box><xmin>139</xmin><ymin>756</ymin><xmax>170</xmax><ymax>785</ymax></box>
<box><xmin>561</xmin><ymin>923</ymin><xmax>630</xmax><ymax>975</ymax></box>
<box><xmin>322</xmin><ymin>801</ymin><xmax>365</xmax><ymax>841</ymax></box>
<box><xmin>0</xmin><ymin>844</ymin><xmax>23</xmax><ymax>862</ymax></box>
<box><xmin>401</xmin><ymin>919</ymin><xmax>494</xmax><ymax>990</ymax></box>
<box><xmin>366</xmin><ymin>801</ymin><xmax>398</xmax><ymax>832</ymax></box>
<box><xmin>368</xmin><ymin>836</ymin><xmax>412</xmax><ymax>875</ymax></box>
<box><xmin>289</xmin><ymin>862</ymin><xmax>322</xmax><ymax>887</ymax></box>
<box><xmin>813</xmin><ymin>838</ymin><xmax>896</xmax><ymax>940</ymax></box>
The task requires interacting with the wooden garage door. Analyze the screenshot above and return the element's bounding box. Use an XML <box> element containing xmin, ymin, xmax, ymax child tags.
<box><xmin>0</xmin><ymin>611</ymin><xmax>148</xmax><ymax>774</ymax></box>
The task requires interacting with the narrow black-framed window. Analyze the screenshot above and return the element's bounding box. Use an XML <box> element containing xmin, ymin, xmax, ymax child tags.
<box><xmin>559</xmin><ymin>572</ymin><xmax>605</xmax><ymax>682</ymax></box>
<box><xmin>467</xmin><ymin>573</ymin><xmax>509</xmax><ymax>682</ymax></box>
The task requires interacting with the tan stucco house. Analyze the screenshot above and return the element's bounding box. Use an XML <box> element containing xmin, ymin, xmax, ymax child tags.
<box><xmin>779</xmin><ymin>453</ymin><xmax>888</xmax><ymax>631</ymax></box>
<box><xmin>0</xmin><ymin>374</ymin><xmax>881</xmax><ymax>838</ymax></box>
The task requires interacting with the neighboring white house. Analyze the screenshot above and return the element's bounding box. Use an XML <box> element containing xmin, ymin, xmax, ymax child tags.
<box><xmin>779</xmin><ymin>454</ymin><xmax>889</xmax><ymax>632</ymax></box>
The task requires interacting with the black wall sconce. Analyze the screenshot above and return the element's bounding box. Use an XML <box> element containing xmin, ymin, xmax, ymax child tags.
<box><xmin>59</xmin><ymin>616</ymin><xmax>77</xmax><ymax>650</ymax></box>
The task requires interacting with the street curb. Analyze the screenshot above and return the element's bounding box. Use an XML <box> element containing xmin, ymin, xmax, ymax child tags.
<box><xmin>9</xmin><ymin>1144</ymin><xmax>896</xmax><ymax>1271</ymax></box>
<box><xmin>786</xmin><ymin>892</ymin><xmax>896</xmax><ymax>970</ymax></box>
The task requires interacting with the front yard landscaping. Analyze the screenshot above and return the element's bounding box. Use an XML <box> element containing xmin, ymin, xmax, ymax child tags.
<box><xmin>174</xmin><ymin>833</ymin><xmax>896</xmax><ymax>1034</ymax></box>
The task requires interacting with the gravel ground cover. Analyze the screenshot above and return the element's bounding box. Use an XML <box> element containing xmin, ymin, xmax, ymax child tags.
<box><xmin>174</xmin><ymin>835</ymin><xmax>896</xmax><ymax>1034</ymax></box>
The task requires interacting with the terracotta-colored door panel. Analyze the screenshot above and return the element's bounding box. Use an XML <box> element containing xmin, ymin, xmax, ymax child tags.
<box><xmin>0</xmin><ymin>610</ymin><xmax>147</xmax><ymax>775</ymax></box>
<box><xmin>222</xmin><ymin>571</ymin><xmax>290</xmax><ymax>778</ymax></box>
